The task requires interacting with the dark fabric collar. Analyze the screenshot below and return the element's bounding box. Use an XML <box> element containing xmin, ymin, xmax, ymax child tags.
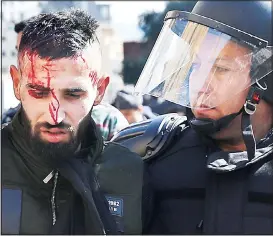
<box><xmin>206</xmin><ymin>129</ymin><xmax>273</xmax><ymax>173</ymax></box>
<box><xmin>9</xmin><ymin>107</ymin><xmax>104</xmax><ymax>184</ymax></box>
<box><xmin>9</xmin><ymin>109</ymin><xmax>53</xmax><ymax>186</ymax></box>
<box><xmin>7</xmin><ymin>107</ymin><xmax>116</xmax><ymax>234</ymax></box>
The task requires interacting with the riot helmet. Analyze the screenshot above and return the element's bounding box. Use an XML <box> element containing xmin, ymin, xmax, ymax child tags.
<box><xmin>134</xmin><ymin>1</ymin><xmax>272</xmax><ymax>160</ymax></box>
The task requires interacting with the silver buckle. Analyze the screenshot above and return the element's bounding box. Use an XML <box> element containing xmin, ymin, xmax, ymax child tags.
<box><xmin>244</xmin><ymin>101</ymin><xmax>257</xmax><ymax>115</ymax></box>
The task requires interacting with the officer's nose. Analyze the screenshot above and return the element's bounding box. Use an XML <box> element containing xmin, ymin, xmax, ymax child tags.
<box><xmin>46</xmin><ymin>98</ymin><xmax>65</xmax><ymax>125</ymax></box>
<box><xmin>198</xmin><ymin>79</ymin><xmax>213</xmax><ymax>95</ymax></box>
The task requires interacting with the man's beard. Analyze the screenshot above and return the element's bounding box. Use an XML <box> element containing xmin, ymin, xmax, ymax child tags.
<box><xmin>21</xmin><ymin>109</ymin><xmax>79</xmax><ymax>165</ymax></box>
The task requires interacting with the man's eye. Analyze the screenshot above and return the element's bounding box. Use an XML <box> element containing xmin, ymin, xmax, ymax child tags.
<box><xmin>65</xmin><ymin>93</ymin><xmax>82</xmax><ymax>99</ymax></box>
<box><xmin>28</xmin><ymin>90</ymin><xmax>49</xmax><ymax>99</ymax></box>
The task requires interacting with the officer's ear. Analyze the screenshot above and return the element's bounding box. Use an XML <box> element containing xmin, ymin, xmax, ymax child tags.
<box><xmin>94</xmin><ymin>76</ymin><xmax>110</xmax><ymax>105</ymax></box>
<box><xmin>10</xmin><ymin>65</ymin><xmax>21</xmax><ymax>101</ymax></box>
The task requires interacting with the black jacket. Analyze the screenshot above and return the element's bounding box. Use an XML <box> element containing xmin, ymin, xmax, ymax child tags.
<box><xmin>145</xmin><ymin>126</ymin><xmax>273</xmax><ymax>234</ymax></box>
<box><xmin>1</xmin><ymin>110</ymin><xmax>151</xmax><ymax>234</ymax></box>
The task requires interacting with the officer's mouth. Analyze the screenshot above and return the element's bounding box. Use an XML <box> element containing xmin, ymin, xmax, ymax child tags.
<box><xmin>199</xmin><ymin>104</ymin><xmax>212</xmax><ymax>109</ymax></box>
<box><xmin>194</xmin><ymin>103</ymin><xmax>216</xmax><ymax>110</ymax></box>
<box><xmin>40</xmin><ymin>128</ymin><xmax>69</xmax><ymax>143</ymax></box>
<box><xmin>192</xmin><ymin>104</ymin><xmax>217</xmax><ymax>118</ymax></box>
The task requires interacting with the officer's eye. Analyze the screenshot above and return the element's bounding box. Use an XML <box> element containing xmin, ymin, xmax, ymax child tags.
<box><xmin>214</xmin><ymin>66</ymin><xmax>231</xmax><ymax>73</ymax></box>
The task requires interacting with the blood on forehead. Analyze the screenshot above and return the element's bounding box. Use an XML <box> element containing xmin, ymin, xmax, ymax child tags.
<box><xmin>19</xmin><ymin>50</ymin><xmax>101</xmax><ymax>87</ymax></box>
<box><xmin>72</xmin><ymin>53</ymin><xmax>100</xmax><ymax>86</ymax></box>
<box><xmin>18</xmin><ymin>51</ymin><xmax>59</xmax><ymax>124</ymax></box>
<box><xmin>19</xmin><ymin>51</ymin><xmax>54</xmax><ymax>87</ymax></box>
<box><xmin>19</xmin><ymin>50</ymin><xmax>101</xmax><ymax>125</ymax></box>
<box><xmin>73</xmin><ymin>55</ymin><xmax>100</xmax><ymax>86</ymax></box>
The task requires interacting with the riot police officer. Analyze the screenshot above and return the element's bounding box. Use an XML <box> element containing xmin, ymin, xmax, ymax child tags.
<box><xmin>112</xmin><ymin>1</ymin><xmax>273</xmax><ymax>234</ymax></box>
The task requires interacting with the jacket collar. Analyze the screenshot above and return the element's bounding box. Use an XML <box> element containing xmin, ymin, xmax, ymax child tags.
<box><xmin>8</xmin><ymin>107</ymin><xmax>104</xmax><ymax>186</ymax></box>
<box><xmin>206</xmin><ymin>129</ymin><xmax>273</xmax><ymax>172</ymax></box>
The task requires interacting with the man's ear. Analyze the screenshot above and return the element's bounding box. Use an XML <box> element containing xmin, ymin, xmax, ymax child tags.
<box><xmin>10</xmin><ymin>65</ymin><xmax>21</xmax><ymax>101</ymax></box>
<box><xmin>94</xmin><ymin>76</ymin><xmax>110</xmax><ymax>105</ymax></box>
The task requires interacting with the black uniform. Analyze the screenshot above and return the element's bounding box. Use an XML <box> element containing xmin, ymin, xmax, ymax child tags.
<box><xmin>147</xmin><ymin>125</ymin><xmax>273</xmax><ymax>234</ymax></box>
<box><xmin>2</xmin><ymin>109</ymin><xmax>151</xmax><ymax>234</ymax></box>
<box><xmin>112</xmin><ymin>115</ymin><xmax>273</xmax><ymax>234</ymax></box>
<box><xmin>112</xmin><ymin>1</ymin><xmax>273</xmax><ymax>234</ymax></box>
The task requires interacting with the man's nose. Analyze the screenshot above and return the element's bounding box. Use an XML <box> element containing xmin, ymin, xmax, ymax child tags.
<box><xmin>46</xmin><ymin>98</ymin><xmax>65</xmax><ymax>125</ymax></box>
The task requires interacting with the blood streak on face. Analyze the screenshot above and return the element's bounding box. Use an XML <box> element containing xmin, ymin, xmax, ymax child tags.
<box><xmin>26</xmin><ymin>52</ymin><xmax>60</xmax><ymax>125</ymax></box>
<box><xmin>77</xmin><ymin>54</ymin><xmax>99</xmax><ymax>87</ymax></box>
<box><xmin>29</xmin><ymin>52</ymin><xmax>36</xmax><ymax>84</ymax></box>
<box><xmin>43</xmin><ymin>60</ymin><xmax>52</xmax><ymax>88</ymax></box>
<box><xmin>27</xmin><ymin>90</ymin><xmax>42</xmax><ymax>99</ymax></box>
<box><xmin>80</xmin><ymin>55</ymin><xmax>87</xmax><ymax>65</ymax></box>
<box><xmin>48</xmin><ymin>89</ymin><xmax>60</xmax><ymax>124</ymax></box>
<box><xmin>89</xmin><ymin>71</ymin><xmax>98</xmax><ymax>87</ymax></box>
<box><xmin>43</xmin><ymin>60</ymin><xmax>60</xmax><ymax>124</ymax></box>
<box><xmin>27</xmin><ymin>51</ymin><xmax>45</xmax><ymax>87</ymax></box>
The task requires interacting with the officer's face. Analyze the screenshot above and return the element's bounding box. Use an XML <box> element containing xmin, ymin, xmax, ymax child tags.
<box><xmin>10</xmin><ymin>45</ymin><xmax>109</xmax><ymax>145</ymax></box>
<box><xmin>191</xmin><ymin>40</ymin><xmax>252</xmax><ymax>120</ymax></box>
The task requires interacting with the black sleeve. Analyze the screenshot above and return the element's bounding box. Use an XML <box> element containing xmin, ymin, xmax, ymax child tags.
<box><xmin>141</xmin><ymin>162</ymin><xmax>155</xmax><ymax>234</ymax></box>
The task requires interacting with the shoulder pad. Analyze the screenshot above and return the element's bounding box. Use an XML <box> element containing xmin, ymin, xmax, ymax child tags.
<box><xmin>111</xmin><ymin>113</ymin><xmax>188</xmax><ymax>161</ymax></box>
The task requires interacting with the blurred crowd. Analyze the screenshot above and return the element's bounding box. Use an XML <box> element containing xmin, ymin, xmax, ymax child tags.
<box><xmin>1</xmin><ymin>18</ymin><xmax>186</xmax><ymax>140</ymax></box>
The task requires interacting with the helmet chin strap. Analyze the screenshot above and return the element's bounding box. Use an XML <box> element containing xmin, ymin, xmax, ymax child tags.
<box><xmin>241</xmin><ymin>85</ymin><xmax>265</xmax><ymax>160</ymax></box>
<box><xmin>189</xmin><ymin>108</ymin><xmax>243</xmax><ymax>135</ymax></box>
<box><xmin>189</xmin><ymin>84</ymin><xmax>265</xmax><ymax>160</ymax></box>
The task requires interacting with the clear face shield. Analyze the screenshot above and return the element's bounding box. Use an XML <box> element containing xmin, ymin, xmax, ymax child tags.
<box><xmin>134</xmin><ymin>12</ymin><xmax>273</xmax><ymax>109</ymax></box>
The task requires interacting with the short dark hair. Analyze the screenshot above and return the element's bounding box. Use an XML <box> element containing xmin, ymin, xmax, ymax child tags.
<box><xmin>19</xmin><ymin>9</ymin><xmax>99</xmax><ymax>59</ymax></box>
<box><xmin>14</xmin><ymin>20</ymin><xmax>27</xmax><ymax>33</ymax></box>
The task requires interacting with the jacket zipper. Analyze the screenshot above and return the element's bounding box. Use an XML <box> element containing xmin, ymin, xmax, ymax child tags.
<box><xmin>51</xmin><ymin>171</ymin><xmax>59</xmax><ymax>226</ymax></box>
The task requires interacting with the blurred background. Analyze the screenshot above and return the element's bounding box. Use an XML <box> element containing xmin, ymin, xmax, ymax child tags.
<box><xmin>1</xmin><ymin>1</ymin><xmax>196</xmax><ymax>133</ymax></box>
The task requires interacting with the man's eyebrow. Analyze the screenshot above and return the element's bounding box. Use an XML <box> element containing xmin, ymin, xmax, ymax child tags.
<box><xmin>26</xmin><ymin>83</ymin><xmax>50</xmax><ymax>91</ymax></box>
<box><xmin>64</xmin><ymin>88</ymin><xmax>88</xmax><ymax>93</ymax></box>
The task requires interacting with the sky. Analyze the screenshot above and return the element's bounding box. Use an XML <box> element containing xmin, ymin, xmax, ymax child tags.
<box><xmin>96</xmin><ymin>1</ymin><xmax>166</xmax><ymax>41</ymax></box>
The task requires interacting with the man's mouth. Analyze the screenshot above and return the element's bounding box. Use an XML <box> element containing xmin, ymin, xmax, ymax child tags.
<box><xmin>40</xmin><ymin>128</ymin><xmax>69</xmax><ymax>143</ymax></box>
<box><xmin>46</xmin><ymin>128</ymin><xmax>66</xmax><ymax>133</ymax></box>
